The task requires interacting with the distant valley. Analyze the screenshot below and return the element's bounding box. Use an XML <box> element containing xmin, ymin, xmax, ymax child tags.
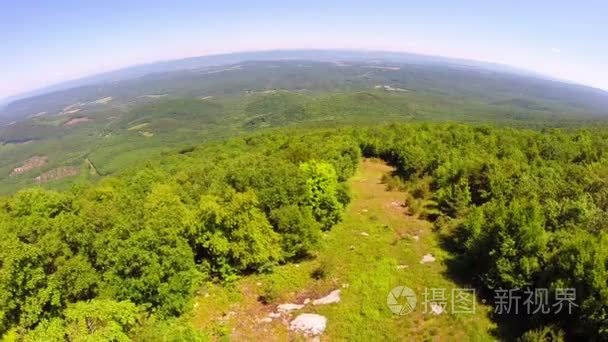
<box><xmin>1</xmin><ymin>50</ymin><xmax>608</xmax><ymax>193</ymax></box>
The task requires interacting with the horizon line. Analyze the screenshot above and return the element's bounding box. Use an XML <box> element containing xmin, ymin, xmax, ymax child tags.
<box><xmin>2</xmin><ymin>47</ymin><xmax>607</xmax><ymax>102</ymax></box>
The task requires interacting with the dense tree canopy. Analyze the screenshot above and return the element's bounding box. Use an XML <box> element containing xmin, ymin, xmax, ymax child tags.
<box><xmin>0</xmin><ymin>130</ymin><xmax>358</xmax><ymax>339</ymax></box>
<box><xmin>358</xmin><ymin>123</ymin><xmax>608</xmax><ymax>339</ymax></box>
<box><xmin>1</xmin><ymin>124</ymin><xmax>608</xmax><ymax>339</ymax></box>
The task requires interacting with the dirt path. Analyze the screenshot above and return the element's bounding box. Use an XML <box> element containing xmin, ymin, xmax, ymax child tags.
<box><xmin>190</xmin><ymin>159</ymin><xmax>494</xmax><ymax>341</ymax></box>
<box><xmin>85</xmin><ymin>158</ymin><xmax>100</xmax><ymax>176</ymax></box>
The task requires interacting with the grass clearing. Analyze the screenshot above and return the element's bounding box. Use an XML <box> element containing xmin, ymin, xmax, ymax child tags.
<box><xmin>189</xmin><ymin>159</ymin><xmax>496</xmax><ymax>340</ymax></box>
<box><xmin>128</xmin><ymin>122</ymin><xmax>151</xmax><ymax>131</ymax></box>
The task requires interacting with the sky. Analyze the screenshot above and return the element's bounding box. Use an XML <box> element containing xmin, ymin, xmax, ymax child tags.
<box><xmin>1</xmin><ymin>0</ymin><xmax>608</xmax><ymax>99</ymax></box>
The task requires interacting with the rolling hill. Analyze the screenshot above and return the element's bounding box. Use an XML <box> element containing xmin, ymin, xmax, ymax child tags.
<box><xmin>1</xmin><ymin>51</ymin><xmax>608</xmax><ymax>193</ymax></box>
<box><xmin>2</xmin><ymin>50</ymin><xmax>608</xmax><ymax>341</ymax></box>
<box><xmin>2</xmin><ymin>50</ymin><xmax>608</xmax><ymax>124</ymax></box>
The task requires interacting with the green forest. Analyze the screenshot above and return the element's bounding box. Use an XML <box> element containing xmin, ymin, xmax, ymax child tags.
<box><xmin>359</xmin><ymin>124</ymin><xmax>608</xmax><ymax>340</ymax></box>
<box><xmin>1</xmin><ymin>123</ymin><xmax>607</xmax><ymax>340</ymax></box>
<box><xmin>0</xmin><ymin>130</ymin><xmax>359</xmax><ymax>340</ymax></box>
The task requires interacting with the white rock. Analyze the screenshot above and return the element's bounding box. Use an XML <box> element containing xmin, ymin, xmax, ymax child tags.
<box><xmin>289</xmin><ymin>313</ymin><xmax>327</xmax><ymax>336</ymax></box>
<box><xmin>360</xmin><ymin>232</ymin><xmax>369</xmax><ymax>237</ymax></box>
<box><xmin>303</xmin><ymin>298</ymin><xmax>311</xmax><ymax>305</ymax></box>
<box><xmin>313</xmin><ymin>289</ymin><xmax>341</xmax><ymax>305</ymax></box>
<box><xmin>412</xmin><ymin>235</ymin><xmax>420</xmax><ymax>241</ymax></box>
<box><xmin>259</xmin><ymin>317</ymin><xmax>273</xmax><ymax>323</ymax></box>
<box><xmin>277</xmin><ymin>303</ymin><xmax>304</xmax><ymax>313</ymax></box>
<box><xmin>420</xmin><ymin>254</ymin><xmax>436</xmax><ymax>264</ymax></box>
<box><xmin>269</xmin><ymin>312</ymin><xmax>281</xmax><ymax>318</ymax></box>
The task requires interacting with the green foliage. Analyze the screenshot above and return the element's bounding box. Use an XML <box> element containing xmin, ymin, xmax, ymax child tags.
<box><xmin>257</xmin><ymin>281</ymin><xmax>279</xmax><ymax>305</ymax></box>
<box><xmin>3</xmin><ymin>122</ymin><xmax>608</xmax><ymax>339</ymax></box>
<box><xmin>269</xmin><ymin>205</ymin><xmax>321</xmax><ymax>259</ymax></box>
<box><xmin>132</xmin><ymin>316</ymin><xmax>207</xmax><ymax>342</ymax></box>
<box><xmin>310</xmin><ymin>260</ymin><xmax>334</xmax><ymax>281</ymax></box>
<box><xmin>128</xmin><ymin>98</ymin><xmax>224</xmax><ymax>126</ymax></box>
<box><xmin>0</xmin><ymin>129</ymin><xmax>356</xmax><ymax>338</ymax></box>
<box><xmin>196</xmin><ymin>191</ymin><xmax>281</xmax><ymax>276</ymax></box>
<box><xmin>543</xmin><ymin>231</ymin><xmax>608</xmax><ymax>337</ymax></box>
<box><xmin>518</xmin><ymin>325</ymin><xmax>565</xmax><ymax>342</ymax></box>
<box><xmin>63</xmin><ymin>300</ymin><xmax>140</xmax><ymax>342</ymax></box>
<box><xmin>244</xmin><ymin>92</ymin><xmax>310</xmax><ymax>128</ymax></box>
<box><xmin>300</xmin><ymin>161</ymin><xmax>344</xmax><ymax>230</ymax></box>
<box><xmin>22</xmin><ymin>318</ymin><xmax>66</xmax><ymax>342</ymax></box>
<box><xmin>359</xmin><ymin>123</ymin><xmax>608</xmax><ymax>339</ymax></box>
<box><xmin>20</xmin><ymin>299</ymin><xmax>140</xmax><ymax>342</ymax></box>
<box><xmin>458</xmin><ymin>199</ymin><xmax>547</xmax><ymax>289</ymax></box>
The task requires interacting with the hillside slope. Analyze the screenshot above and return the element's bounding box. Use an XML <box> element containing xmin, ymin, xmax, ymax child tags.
<box><xmin>2</xmin><ymin>58</ymin><xmax>608</xmax><ymax>193</ymax></box>
<box><xmin>3</xmin><ymin>55</ymin><xmax>608</xmax><ymax>124</ymax></box>
<box><xmin>191</xmin><ymin>159</ymin><xmax>495</xmax><ymax>341</ymax></box>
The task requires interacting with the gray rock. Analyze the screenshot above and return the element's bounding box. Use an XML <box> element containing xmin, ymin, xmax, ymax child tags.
<box><xmin>313</xmin><ymin>289</ymin><xmax>341</xmax><ymax>305</ymax></box>
<box><xmin>420</xmin><ymin>254</ymin><xmax>436</xmax><ymax>264</ymax></box>
<box><xmin>277</xmin><ymin>303</ymin><xmax>304</xmax><ymax>313</ymax></box>
<box><xmin>289</xmin><ymin>313</ymin><xmax>327</xmax><ymax>336</ymax></box>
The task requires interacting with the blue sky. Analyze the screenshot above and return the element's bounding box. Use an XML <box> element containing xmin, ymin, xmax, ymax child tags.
<box><xmin>1</xmin><ymin>0</ymin><xmax>607</xmax><ymax>99</ymax></box>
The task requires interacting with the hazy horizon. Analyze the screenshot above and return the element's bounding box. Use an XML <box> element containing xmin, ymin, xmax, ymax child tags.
<box><xmin>2</xmin><ymin>1</ymin><xmax>607</xmax><ymax>99</ymax></box>
<box><xmin>0</xmin><ymin>48</ymin><xmax>575</xmax><ymax>102</ymax></box>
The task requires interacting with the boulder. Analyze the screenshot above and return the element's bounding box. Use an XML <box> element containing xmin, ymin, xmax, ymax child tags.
<box><xmin>289</xmin><ymin>313</ymin><xmax>327</xmax><ymax>336</ymax></box>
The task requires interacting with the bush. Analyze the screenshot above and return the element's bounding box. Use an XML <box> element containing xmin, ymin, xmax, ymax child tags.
<box><xmin>300</xmin><ymin>161</ymin><xmax>344</xmax><ymax>230</ymax></box>
<box><xmin>518</xmin><ymin>326</ymin><xmax>565</xmax><ymax>342</ymax></box>
<box><xmin>270</xmin><ymin>205</ymin><xmax>321</xmax><ymax>260</ymax></box>
<box><xmin>311</xmin><ymin>261</ymin><xmax>333</xmax><ymax>280</ymax></box>
<box><xmin>359</xmin><ymin>123</ymin><xmax>608</xmax><ymax>339</ymax></box>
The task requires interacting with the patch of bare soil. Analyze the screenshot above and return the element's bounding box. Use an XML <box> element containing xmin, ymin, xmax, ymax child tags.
<box><xmin>60</xmin><ymin>103</ymin><xmax>84</xmax><ymax>115</ymax></box>
<box><xmin>10</xmin><ymin>156</ymin><xmax>48</xmax><ymax>176</ymax></box>
<box><xmin>374</xmin><ymin>85</ymin><xmax>408</xmax><ymax>92</ymax></box>
<box><xmin>63</xmin><ymin>117</ymin><xmax>92</xmax><ymax>126</ymax></box>
<box><xmin>90</xmin><ymin>96</ymin><xmax>112</xmax><ymax>105</ymax></box>
<box><xmin>35</xmin><ymin>166</ymin><xmax>79</xmax><ymax>183</ymax></box>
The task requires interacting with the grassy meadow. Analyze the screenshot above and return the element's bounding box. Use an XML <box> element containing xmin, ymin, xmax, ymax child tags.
<box><xmin>191</xmin><ymin>159</ymin><xmax>496</xmax><ymax>341</ymax></box>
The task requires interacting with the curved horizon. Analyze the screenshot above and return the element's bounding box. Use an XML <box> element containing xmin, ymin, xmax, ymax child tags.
<box><xmin>2</xmin><ymin>1</ymin><xmax>607</xmax><ymax>100</ymax></box>
<box><xmin>2</xmin><ymin>47</ymin><xmax>607</xmax><ymax>104</ymax></box>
